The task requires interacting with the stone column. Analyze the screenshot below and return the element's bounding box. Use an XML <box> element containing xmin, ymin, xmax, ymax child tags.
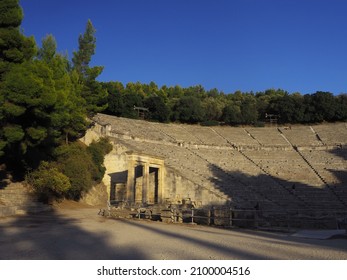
<box><xmin>142</xmin><ymin>163</ymin><xmax>149</xmax><ymax>204</ymax></box>
<box><xmin>157</xmin><ymin>166</ymin><xmax>164</xmax><ymax>204</ymax></box>
<box><xmin>126</xmin><ymin>160</ymin><xmax>135</xmax><ymax>203</ymax></box>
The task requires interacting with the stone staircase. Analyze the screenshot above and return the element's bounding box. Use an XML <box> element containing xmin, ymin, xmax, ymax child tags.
<box><xmin>0</xmin><ymin>182</ymin><xmax>51</xmax><ymax>217</ymax></box>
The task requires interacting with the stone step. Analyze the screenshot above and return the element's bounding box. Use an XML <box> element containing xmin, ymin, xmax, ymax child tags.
<box><xmin>16</xmin><ymin>204</ymin><xmax>52</xmax><ymax>214</ymax></box>
<box><xmin>0</xmin><ymin>188</ymin><xmax>30</xmax><ymax>194</ymax></box>
<box><xmin>0</xmin><ymin>196</ymin><xmax>39</xmax><ymax>204</ymax></box>
<box><xmin>0</xmin><ymin>185</ymin><xmax>31</xmax><ymax>191</ymax></box>
<box><xmin>0</xmin><ymin>205</ymin><xmax>18</xmax><ymax>217</ymax></box>
<box><xmin>0</xmin><ymin>181</ymin><xmax>51</xmax><ymax>217</ymax></box>
<box><xmin>0</xmin><ymin>191</ymin><xmax>36</xmax><ymax>196</ymax></box>
<box><xmin>0</xmin><ymin>193</ymin><xmax>36</xmax><ymax>198</ymax></box>
<box><xmin>0</xmin><ymin>183</ymin><xmax>28</xmax><ymax>190</ymax></box>
<box><xmin>0</xmin><ymin>203</ymin><xmax>51</xmax><ymax>217</ymax></box>
<box><xmin>0</xmin><ymin>193</ymin><xmax>33</xmax><ymax>198</ymax></box>
<box><xmin>2</xmin><ymin>199</ymin><xmax>43</xmax><ymax>207</ymax></box>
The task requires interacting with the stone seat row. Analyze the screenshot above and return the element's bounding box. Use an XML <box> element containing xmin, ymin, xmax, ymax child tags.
<box><xmin>122</xmin><ymin>139</ymin><xmax>310</xmax><ymax>210</ymax></box>
<box><xmin>98</xmin><ymin>114</ymin><xmax>347</xmax><ymax>213</ymax></box>
<box><xmin>97</xmin><ymin>114</ymin><xmax>347</xmax><ymax>148</ymax></box>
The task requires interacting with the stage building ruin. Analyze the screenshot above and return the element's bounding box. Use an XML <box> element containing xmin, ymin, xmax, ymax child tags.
<box><xmin>123</xmin><ymin>152</ymin><xmax>164</xmax><ymax>205</ymax></box>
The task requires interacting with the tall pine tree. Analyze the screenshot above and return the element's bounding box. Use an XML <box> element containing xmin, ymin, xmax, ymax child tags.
<box><xmin>0</xmin><ymin>0</ymin><xmax>36</xmax><ymax>158</ymax></box>
<box><xmin>0</xmin><ymin>0</ymin><xmax>36</xmax><ymax>78</ymax></box>
<box><xmin>39</xmin><ymin>35</ymin><xmax>88</xmax><ymax>145</ymax></box>
<box><xmin>72</xmin><ymin>20</ymin><xmax>107</xmax><ymax>115</ymax></box>
<box><xmin>0</xmin><ymin>23</ymin><xmax>88</xmax><ymax>168</ymax></box>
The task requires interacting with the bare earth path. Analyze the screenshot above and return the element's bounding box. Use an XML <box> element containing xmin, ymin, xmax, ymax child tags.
<box><xmin>0</xmin><ymin>202</ymin><xmax>347</xmax><ymax>260</ymax></box>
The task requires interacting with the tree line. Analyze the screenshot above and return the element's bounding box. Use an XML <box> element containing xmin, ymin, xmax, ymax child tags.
<box><xmin>103</xmin><ymin>82</ymin><xmax>347</xmax><ymax>126</ymax></box>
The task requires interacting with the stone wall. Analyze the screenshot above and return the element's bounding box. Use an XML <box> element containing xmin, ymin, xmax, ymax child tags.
<box><xmin>164</xmin><ymin>167</ymin><xmax>227</xmax><ymax>206</ymax></box>
<box><xmin>0</xmin><ymin>182</ymin><xmax>51</xmax><ymax>217</ymax></box>
<box><xmin>80</xmin><ymin>183</ymin><xmax>108</xmax><ymax>206</ymax></box>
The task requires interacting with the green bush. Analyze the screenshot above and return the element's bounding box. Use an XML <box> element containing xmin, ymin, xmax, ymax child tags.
<box><xmin>54</xmin><ymin>142</ymin><xmax>97</xmax><ymax>199</ymax></box>
<box><xmin>26</xmin><ymin>138</ymin><xmax>112</xmax><ymax>201</ymax></box>
<box><xmin>87</xmin><ymin>137</ymin><xmax>113</xmax><ymax>182</ymax></box>
<box><xmin>26</xmin><ymin>161</ymin><xmax>71</xmax><ymax>202</ymax></box>
<box><xmin>53</xmin><ymin>138</ymin><xmax>112</xmax><ymax>200</ymax></box>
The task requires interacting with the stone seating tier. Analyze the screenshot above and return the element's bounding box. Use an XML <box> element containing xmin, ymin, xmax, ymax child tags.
<box><xmin>279</xmin><ymin>126</ymin><xmax>323</xmax><ymax>147</ymax></box>
<box><xmin>313</xmin><ymin>123</ymin><xmax>347</xmax><ymax>146</ymax></box>
<box><xmin>246</xmin><ymin>128</ymin><xmax>290</xmax><ymax>147</ymax></box>
<box><xmin>96</xmin><ymin>114</ymin><xmax>347</xmax><ymax>149</ymax></box>
<box><xmin>120</xmin><ymin>138</ymin><xmax>309</xmax><ymax>211</ymax></box>
<box><xmin>95</xmin><ymin>114</ymin><xmax>347</xmax><ymax>213</ymax></box>
<box><xmin>213</xmin><ymin>127</ymin><xmax>260</xmax><ymax>147</ymax></box>
<box><xmin>242</xmin><ymin>150</ymin><xmax>323</xmax><ymax>187</ymax></box>
<box><xmin>299</xmin><ymin>149</ymin><xmax>347</xmax><ymax>205</ymax></box>
<box><xmin>96</xmin><ymin>114</ymin><xmax>174</xmax><ymax>142</ymax></box>
<box><xmin>182</xmin><ymin>126</ymin><xmax>229</xmax><ymax>146</ymax></box>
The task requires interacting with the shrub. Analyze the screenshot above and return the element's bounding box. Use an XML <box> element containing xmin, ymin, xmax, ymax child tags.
<box><xmin>87</xmin><ymin>137</ymin><xmax>113</xmax><ymax>182</ymax></box>
<box><xmin>54</xmin><ymin>142</ymin><xmax>96</xmax><ymax>199</ymax></box>
<box><xmin>26</xmin><ymin>161</ymin><xmax>71</xmax><ymax>202</ymax></box>
<box><xmin>26</xmin><ymin>138</ymin><xmax>112</xmax><ymax>201</ymax></box>
<box><xmin>52</xmin><ymin>138</ymin><xmax>112</xmax><ymax>200</ymax></box>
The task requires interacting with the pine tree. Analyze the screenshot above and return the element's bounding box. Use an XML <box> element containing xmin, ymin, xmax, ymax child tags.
<box><xmin>1</xmin><ymin>60</ymin><xmax>57</xmax><ymax>165</ymax></box>
<box><xmin>0</xmin><ymin>32</ymin><xmax>89</xmax><ymax>167</ymax></box>
<box><xmin>72</xmin><ymin>20</ymin><xmax>107</xmax><ymax>115</ymax></box>
<box><xmin>37</xmin><ymin>34</ymin><xmax>57</xmax><ymax>64</ymax></box>
<box><xmin>0</xmin><ymin>0</ymin><xmax>36</xmax><ymax>78</ymax></box>
<box><xmin>39</xmin><ymin>35</ymin><xmax>88</xmax><ymax>145</ymax></box>
<box><xmin>0</xmin><ymin>0</ymin><xmax>36</xmax><ymax>158</ymax></box>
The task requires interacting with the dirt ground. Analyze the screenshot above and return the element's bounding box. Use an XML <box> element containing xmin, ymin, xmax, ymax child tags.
<box><xmin>0</xmin><ymin>201</ymin><xmax>347</xmax><ymax>260</ymax></box>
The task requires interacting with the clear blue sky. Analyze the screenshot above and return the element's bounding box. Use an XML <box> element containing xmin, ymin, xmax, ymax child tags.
<box><xmin>20</xmin><ymin>0</ymin><xmax>347</xmax><ymax>95</ymax></box>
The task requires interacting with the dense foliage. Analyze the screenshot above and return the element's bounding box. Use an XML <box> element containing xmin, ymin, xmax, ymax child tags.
<box><xmin>26</xmin><ymin>161</ymin><xmax>71</xmax><ymax>201</ymax></box>
<box><xmin>103</xmin><ymin>83</ymin><xmax>347</xmax><ymax>125</ymax></box>
<box><xmin>0</xmin><ymin>1</ymin><xmax>106</xmax><ymax>171</ymax></box>
<box><xmin>27</xmin><ymin>138</ymin><xmax>112</xmax><ymax>201</ymax></box>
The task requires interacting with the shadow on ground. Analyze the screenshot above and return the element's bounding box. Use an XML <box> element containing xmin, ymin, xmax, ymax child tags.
<box><xmin>116</xmin><ymin>218</ymin><xmax>347</xmax><ymax>260</ymax></box>
<box><xmin>1</xmin><ymin>206</ymin><xmax>347</xmax><ymax>260</ymax></box>
<box><xmin>0</xmin><ymin>207</ymin><xmax>146</xmax><ymax>260</ymax></box>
